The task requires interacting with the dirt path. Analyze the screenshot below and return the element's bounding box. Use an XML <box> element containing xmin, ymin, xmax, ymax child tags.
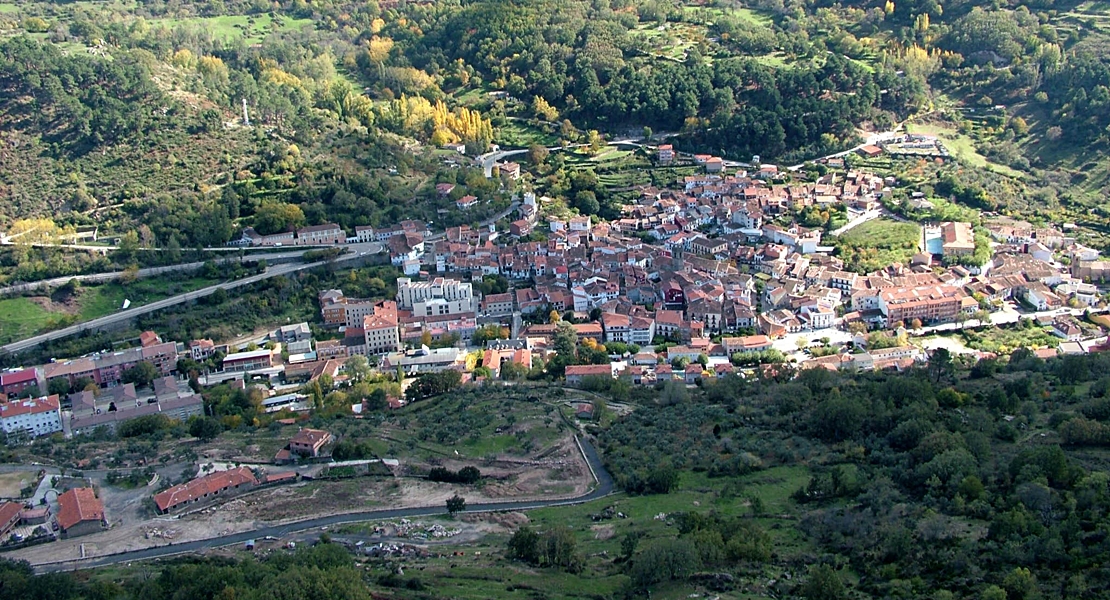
<box><xmin>9</xmin><ymin>435</ymin><xmax>595</xmax><ymax>566</ymax></box>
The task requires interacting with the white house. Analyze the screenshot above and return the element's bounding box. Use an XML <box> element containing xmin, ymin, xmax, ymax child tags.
<box><xmin>0</xmin><ymin>395</ymin><xmax>63</xmax><ymax>438</ymax></box>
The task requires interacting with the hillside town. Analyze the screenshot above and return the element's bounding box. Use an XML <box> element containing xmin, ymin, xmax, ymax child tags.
<box><xmin>5</xmin><ymin>153</ymin><xmax>1110</xmax><ymax>553</ymax></box>
<box><xmin>4</xmin><ymin>158</ymin><xmax>1109</xmax><ymax>429</ymax></box>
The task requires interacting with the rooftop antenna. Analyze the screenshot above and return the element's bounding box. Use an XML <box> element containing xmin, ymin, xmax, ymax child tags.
<box><xmin>242</xmin><ymin>98</ymin><xmax>249</xmax><ymax>126</ymax></box>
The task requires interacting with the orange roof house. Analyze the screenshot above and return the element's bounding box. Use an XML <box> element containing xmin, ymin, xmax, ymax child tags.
<box><xmin>56</xmin><ymin>488</ymin><xmax>105</xmax><ymax>537</ymax></box>
<box><xmin>153</xmin><ymin>467</ymin><xmax>258</xmax><ymax>514</ymax></box>
<box><xmin>290</xmin><ymin>428</ymin><xmax>332</xmax><ymax>457</ymax></box>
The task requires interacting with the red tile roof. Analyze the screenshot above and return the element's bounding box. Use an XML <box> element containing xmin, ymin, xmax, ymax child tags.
<box><xmin>0</xmin><ymin>395</ymin><xmax>60</xmax><ymax>418</ymax></box>
<box><xmin>0</xmin><ymin>502</ymin><xmax>21</xmax><ymax>528</ymax></box>
<box><xmin>153</xmin><ymin>466</ymin><xmax>257</xmax><ymax>512</ymax></box>
<box><xmin>264</xmin><ymin>471</ymin><xmax>297</xmax><ymax>484</ymax></box>
<box><xmin>0</xmin><ymin>369</ymin><xmax>37</xmax><ymax>386</ymax></box>
<box><xmin>290</xmin><ymin>428</ymin><xmax>331</xmax><ymax>447</ymax></box>
<box><xmin>56</xmin><ymin>488</ymin><xmax>103</xmax><ymax>531</ymax></box>
<box><xmin>565</xmin><ymin>364</ymin><xmax>614</xmax><ymax>377</ymax></box>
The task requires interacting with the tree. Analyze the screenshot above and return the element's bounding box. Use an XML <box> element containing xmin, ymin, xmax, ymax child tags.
<box><xmin>528</xmin><ymin>144</ymin><xmax>549</xmax><ymax>166</ymax></box>
<box><xmin>621</xmin><ymin>531</ymin><xmax>644</xmax><ymax>560</ymax></box>
<box><xmin>629</xmin><ymin>539</ymin><xmax>701</xmax><ymax>588</ymax></box>
<box><xmin>531</xmin><ymin>95</ymin><xmax>559</xmax><ymax>121</ymax></box>
<box><xmin>116</xmin><ymin>231</ymin><xmax>140</xmax><ymax>260</ymax></box>
<box><xmin>560</xmin><ymin>119</ymin><xmax>577</xmax><ymax>141</ymax></box>
<box><xmin>254</xmin><ymin>202</ymin><xmax>305</xmax><ymax>235</ymax></box>
<box><xmin>642</xmin><ymin>126</ymin><xmax>653</xmax><ymax>141</ymax></box>
<box><xmin>489</xmin><ymin>358</ymin><xmax>522</xmax><ymax>381</ymax></box>
<box><xmin>364</xmin><ymin>388</ymin><xmax>389</xmax><ymax>411</ymax></box>
<box><xmin>801</xmin><ymin>564</ymin><xmax>847</xmax><ymax>600</ymax></box>
<box><xmin>121</xmin><ymin>361</ymin><xmax>159</xmax><ymax>388</ymax></box>
<box><xmin>344</xmin><ymin>355</ymin><xmax>371</xmax><ymax>382</ymax></box>
<box><xmin>574</xmin><ymin>190</ymin><xmax>599</xmax><ymax>215</ymax></box>
<box><xmin>553</xmin><ymin>321</ymin><xmax>577</xmax><ymax>358</ymax></box>
<box><xmin>508</xmin><ymin>526</ymin><xmax>542</xmax><ymax>564</ymax></box>
<box><xmin>542</xmin><ymin>526</ymin><xmax>582</xmax><ymax>572</ymax></box>
<box><xmin>660</xmin><ymin>381</ymin><xmax>688</xmax><ymax>405</ymax></box>
<box><xmin>647</xmin><ymin>463</ymin><xmax>679</xmax><ymax>494</ymax></box>
<box><xmin>928</xmin><ymin>348</ymin><xmax>953</xmax><ymax>383</ymax></box>
<box><xmin>446</xmin><ymin>493</ymin><xmax>466</xmax><ymax>515</ymax></box>
<box><xmin>366</xmin><ymin>36</ymin><xmax>394</xmax><ymax>78</ymax></box>
<box><xmin>187</xmin><ymin>416</ymin><xmax>223</xmax><ymax>441</ymax></box>
<box><xmin>586</xmin><ymin>130</ymin><xmax>604</xmax><ymax>155</ymax></box>
<box><xmin>981</xmin><ymin>586</ymin><xmax>1008</xmax><ymax>600</ymax></box>
<box><xmin>47</xmin><ymin>378</ymin><xmax>71</xmax><ymax>397</ymax></box>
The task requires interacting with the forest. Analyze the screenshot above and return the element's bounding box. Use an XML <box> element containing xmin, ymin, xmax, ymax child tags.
<box><xmin>1</xmin><ymin>0</ymin><xmax>1108</xmax><ymax>254</ymax></box>
<box><xmin>7</xmin><ymin>348</ymin><xmax>1110</xmax><ymax>598</ymax></box>
<box><xmin>594</xmin><ymin>348</ymin><xmax>1110</xmax><ymax>598</ymax></box>
<box><xmin>0</xmin><ymin>544</ymin><xmax>374</xmax><ymax>600</ymax></box>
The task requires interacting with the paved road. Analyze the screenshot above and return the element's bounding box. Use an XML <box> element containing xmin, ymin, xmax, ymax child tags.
<box><xmin>828</xmin><ymin>208</ymin><xmax>882</xmax><ymax>237</ymax></box>
<box><xmin>0</xmin><ymin>242</ymin><xmax>384</xmax><ymax>356</ymax></box>
<box><xmin>785</xmin><ymin>127</ymin><xmax>905</xmax><ymax>171</ymax></box>
<box><xmin>34</xmin><ymin>437</ymin><xmax>614</xmax><ymax>573</ymax></box>
<box><xmin>0</xmin><ymin>251</ymin><xmax>318</xmax><ymax>296</ymax></box>
<box><xmin>425</xmin><ymin>202</ymin><xmax>520</xmax><ymax>242</ymax></box>
<box><xmin>478</xmin><ymin>138</ymin><xmax>651</xmax><ymax>178</ymax></box>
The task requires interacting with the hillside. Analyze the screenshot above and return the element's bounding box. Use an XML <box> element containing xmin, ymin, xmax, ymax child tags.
<box><xmin>0</xmin><ymin>0</ymin><xmax>1106</xmax><ymax>249</ymax></box>
<box><xmin>6</xmin><ymin>351</ymin><xmax>1110</xmax><ymax>598</ymax></box>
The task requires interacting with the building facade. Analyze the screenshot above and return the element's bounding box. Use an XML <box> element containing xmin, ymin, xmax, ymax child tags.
<box><xmin>0</xmin><ymin>395</ymin><xmax>62</xmax><ymax>439</ymax></box>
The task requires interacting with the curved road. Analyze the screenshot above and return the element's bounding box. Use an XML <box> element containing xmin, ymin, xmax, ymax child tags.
<box><xmin>35</xmin><ymin>437</ymin><xmax>614</xmax><ymax>573</ymax></box>
<box><xmin>1</xmin><ymin>242</ymin><xmax>383</xmax><ymax>356</ymax></box>
<box><xmin>0</xmin><ymin>251</ymin><xmax>320</xmax><ymax>296</ymax></box>
<box><xmin>4</xmin><ymin>192</ymin><xmax>523</xmax><ymax>356</ymax></box>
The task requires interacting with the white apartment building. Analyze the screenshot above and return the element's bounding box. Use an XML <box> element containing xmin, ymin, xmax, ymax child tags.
<box><xmin>396</xmin><ymin>277</ymin><xmax>476</xmax><ymax>314</ymax></box>
<box><xmin>1</xmin><ymin>395</ymin><xmax>63</xmax><ymax>438</ymax></box>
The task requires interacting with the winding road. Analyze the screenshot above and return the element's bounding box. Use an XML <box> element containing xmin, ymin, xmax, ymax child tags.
<box><xmin>0</xmin><ymin>250</ymin><xmax>320</xmax><ymax>296</ymax></box>
<box><xmin>34</xmin><ymin>437</ymin><xmax>614</xmax><ymax>573</ymax></box>
<box><xmin>2</xmin><ymin>193</ymin><xmax>524</xmax><ymax>356</ymax></box>
<box><xmin>0</xmin><ymin>242</ymin><xmax>382</xmax><ymax>356</ymax></box>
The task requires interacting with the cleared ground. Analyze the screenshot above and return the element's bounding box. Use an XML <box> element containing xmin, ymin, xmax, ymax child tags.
<box><xmin>0</xmin><ymin>470</ymin><xmax>38</xmax><ymax>499</ymax></box>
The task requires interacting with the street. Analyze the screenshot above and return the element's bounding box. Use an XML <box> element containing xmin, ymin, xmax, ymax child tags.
<box><xmin>0</xmin><ymin>242</ymin><xmax>383</xmax><ymax>355</ymax></box>
<box><xmin>31</xmin><ymin>437</ymin><xmax>613</xmax><ymax>573</ymax></box>
<box><xmin>769</xmin><ymin>303</ymin><xmax>1105</xmax><ymax>358</ymax></box>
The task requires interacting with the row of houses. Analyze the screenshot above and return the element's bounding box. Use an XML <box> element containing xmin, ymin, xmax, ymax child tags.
<box><xmin>232</xmin><ymin>219</ymin><xmax>432</xmax><ymax>248</ymax></box>
<box><xmin>4</xmin><ymin>333</ymin><xmax>179</xmax><ymax>397</ymax></box>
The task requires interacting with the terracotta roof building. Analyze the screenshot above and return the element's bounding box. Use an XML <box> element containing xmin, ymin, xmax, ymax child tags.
<box><xmin>0</xmin><ymin>502</ymin><xmax>21</xmax><ymax>538</ymax></box>
<box><xmin>0</xmin><ymin>395</ymin><xmax>62</xmax><ymax>438</ymax></box>
<box><xmin>289</xmin><ymin>428</ymin><xmax>332</xmax><ymax>457</ymax></box>
<box><xmin>0</xmin><ymin>368</ymin><xmax>40</xmax><ymax>399</ymax></box>
<box><xmin>565</xmin><ymin>364</ymin><xmax>615</xmax><ymax>385</ymax></box>
<box><xmin>153</xmin><ymin>467</ymin><xmax>258</xmax><ymax>514</ymax></box>
<box><xmin>56</xmin><ymin>488</ymin><xmax>105</xmax><ymax>538</ymax></box>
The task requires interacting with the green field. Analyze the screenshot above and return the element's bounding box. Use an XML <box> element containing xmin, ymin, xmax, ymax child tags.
<box><xmin>0</xmin><ymin>297</ymin><xmax>54</xmax><ymax>345</ymax></box>
<box><xmin>150</xmin><ymin>14</ymin><xmax>314</xmax><ymax>43</ymax></box>
<box><xmin>905</xmin><ymin>122</ymin><xmax>1025</xmax><ymax>179</ymax></box>
<box><xmin>834</xmin><ymin>217</ymin><xmax>922</xmax><ymax>273</ymax></box>
<box><xmin>0</xmin><ymin>3</ymin><xmax>20</xmax><ymax>14</ymax></box>
<box><xmin>353</xmin><ymin>465</ymin><xmax>815</xmax><ymax>600</ymax></box>
<box><xmin>368</xmin><ymin>388</ymin><xmax>575</xmax><ymax>460</ymax></box>
<box><xmin>0</xmin><ymin>274</ymin><xmax>220</xmax><ymax>345</ymax></box>
<box><xmin>960</xmin><ymin>322</ymin><xmax>1062</xmax><ymax>354</ymax></box>
<box><xmin>497</xmin><ymin>120</ymin><xmax>558</xmax><ymax>148</ymax></box>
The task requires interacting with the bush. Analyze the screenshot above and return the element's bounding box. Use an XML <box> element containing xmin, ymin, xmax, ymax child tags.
<box><xmin>117</xmin><ymin>414</ymin><xmax>174</xmax><ymax>438</ymax></box>
<box><xmin>428</xmin><ymin>466</ymin><xmax>482</xmax><ymax>484</ymax></box>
